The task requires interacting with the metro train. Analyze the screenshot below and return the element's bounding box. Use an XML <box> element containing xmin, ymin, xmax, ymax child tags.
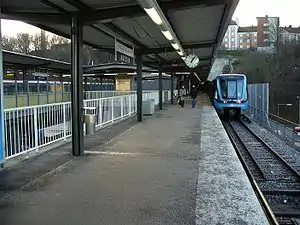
<box><xmin>210</xmin><ymin>74</ymin><xmax>248</xmax><ymax>118</ymax></box>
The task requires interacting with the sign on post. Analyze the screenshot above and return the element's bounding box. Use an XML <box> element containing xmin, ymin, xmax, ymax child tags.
<box><xmin>115</xmin><ymin>39</ymin><xmax>134</xmax><ymax>65</ymax></box>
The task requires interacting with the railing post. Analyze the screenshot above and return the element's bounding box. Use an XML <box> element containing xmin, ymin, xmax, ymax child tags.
<box><xmin>121</xmin><ymin>96</ymin><xmax>124</xmax><ymax>118</ymax></box>
<box><xmin>129</xmin><ymin>95</ymin><xmax>132</xmax><ymax>115</ymax></box>
<box><xmin>34</xmin><ymin>108</ymin><xmax>39</xmax><ymax>152</ymax></box>
<box><xmin>99</xmin><ymin>99</ymin><xmax>102</xmax><ymax>127</ymax></box>
<box><xmin>111</xmin><ymin>98</ymin><xmax>114</xmax><ymax>123</ymax></box>
<box><xmin>63</xmin><ymin>103</ymin><xmax>67</xmax><ymax>141</ymax></box>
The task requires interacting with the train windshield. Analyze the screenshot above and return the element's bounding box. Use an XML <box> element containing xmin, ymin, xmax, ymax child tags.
<box><xmin>219</xmin><ymin>77</ymin><xmax>244</xmax><ymax>99</ymax></box>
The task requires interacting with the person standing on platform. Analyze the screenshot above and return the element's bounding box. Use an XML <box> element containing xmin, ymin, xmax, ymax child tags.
<box><xmin>190</xmin><ymin>85</ymin><xmax>198</xmax><ymax>108</ymax></box>
<box><xmin>177</xmin><ymin>86</ymin><xmax>185</xmax><ymax>107</ymax></box>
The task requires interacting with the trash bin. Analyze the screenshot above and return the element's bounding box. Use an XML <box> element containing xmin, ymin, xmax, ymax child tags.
<box><xmin>84</xmin><ymin>107</ymin><xmax>97</xmax><ymax>135</ymax></box>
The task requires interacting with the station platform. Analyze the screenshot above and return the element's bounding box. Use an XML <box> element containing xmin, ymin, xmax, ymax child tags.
<box><xmin>0</xmin><ymin>95</ymin><xmax>269</xmax><ymax>225</ymax></box>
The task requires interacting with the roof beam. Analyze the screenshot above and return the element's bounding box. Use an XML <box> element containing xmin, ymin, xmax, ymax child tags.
<box><xmin>1</xmin><ymin>9</ymin><xmax>68</xmax><ymax>24</ymax></box>
<box><xmin>161</xmin><ymin>67</ymin><xmax>210</xmax><ymax>73</ymax></box>
<box><xmin>63</xmin><ymin>0</ymin><xmax>90</xmax><ymax>11</ymax></box>
<box><xmin>143</xmin><ymin>56</ymin><xmax>211</xmax><ymax>66</ymax></box>
<box><xmin>81</xmin><ymin>0</ymin><xmax>226</xmax><ymax>23</ymax></box>
<box><xmin>40</xmin><ymin>0</ymin><xmax>70</xmax><ymax>14</ymax></box>
<box><xmin>143</xmin><ymin>41</ymin><xmax>216</xmax><ymax>54</ymax></box>
<box><xmin>63</xmin><ymin>0</ymin><xmax>150</xmax><ymax>51</ymax></box>
<box><xmin>29</xmin><ymin>23</ymin><xmax>115</xmax><ymax>52</ymax></box>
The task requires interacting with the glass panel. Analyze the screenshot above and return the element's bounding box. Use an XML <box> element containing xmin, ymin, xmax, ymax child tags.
<box><xmin>219</xmin><ymin>78</ymin><xmax>244</xmax><ymax>99</ymax></box>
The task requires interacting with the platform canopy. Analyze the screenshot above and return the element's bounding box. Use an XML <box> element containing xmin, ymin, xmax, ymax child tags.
<box><xmin>83</xmin><ymin>63</ymin><xmax>156</xmax><ymax>74</ymax></box>
<box><xmin>1</xmin><ymin>0</ymin><xmax>238</xmax><ymax>80</ymax></box>
<box><xmin>3</xmin><ymin>50</ymin><xmax>70</xmax><ymax>72</ymax></box>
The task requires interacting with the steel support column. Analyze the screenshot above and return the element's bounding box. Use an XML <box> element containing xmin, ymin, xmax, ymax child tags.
<box><xmin>0</xmin><ymin>9</ymin><xmax>5</xmax><ymax>166</ymax></box>
<box><xmin>14</xmin><ymin>73</ymin><xmax>18</xmax><ymax>107</ymax></box>
<box><xmin>171</xmin><ymin>72</ymin><xmax>174</xmax><ymax>104</ymax></box>
<box><xmin>136</xmin><ymin>53</ymin><xmax>143</xmax><ymax>122</ymax></box>
<box><xmin>71</xmin><ymin>15</ymin><xmax>84</xmax><ymax>156</ymax></box>
<box><xmin>159</xmin><ymin>68</ymin><xmax>163</xmax><ymax>110</ymax></box>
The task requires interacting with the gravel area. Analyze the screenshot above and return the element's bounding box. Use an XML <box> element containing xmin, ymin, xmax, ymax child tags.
<box><xmin>243</xmin><ymin>119</ymin><xmax>300</xmax><ymax>173</ymax></box>
<box><xmin>265</xmin><ymin>195</ymin><xmax>300</xmax><ymax>210</ymax></box>
<box><xmin>259</xmin><ymin>180</ymin><xmax>300</xmax><ymax>190</ymax></box>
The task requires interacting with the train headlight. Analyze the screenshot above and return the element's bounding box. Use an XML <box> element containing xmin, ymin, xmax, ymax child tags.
<box><xmin>223</xmin><ymin>100</ymin><xmax>227</xmax><ymax>104</ymax></box>
<box><xmin>237</xmin><ymin>100</ymin><xmax>242</xmax><ymax>104</ymax></box>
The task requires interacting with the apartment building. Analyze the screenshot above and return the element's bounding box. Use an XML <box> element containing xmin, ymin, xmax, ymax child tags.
<box><xmin>222</xmin><ymin>20</ymin><xmax>239</xmax><ymax>49</ymax></box>
<box><xmin>237</xmin><ymin>26</ymin><xmax>257</xmax><ymax>49</ymax></box>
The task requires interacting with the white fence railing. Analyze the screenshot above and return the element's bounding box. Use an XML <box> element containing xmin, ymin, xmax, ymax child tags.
<box><xmin>4</xmin><ymin>90</ymin><xmax>172</xmax><ymax>160</ymax></box>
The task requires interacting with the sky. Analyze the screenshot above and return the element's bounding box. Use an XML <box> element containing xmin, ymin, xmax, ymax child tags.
<box><xmin>233</xmin><ymin>0</ymin><xmax>300</xmax><ymax>27</ymax></box>
<box><xmin>1</xmin><ymin>0</ymin><xmax>300</xmax><ymax>37</ymax></box>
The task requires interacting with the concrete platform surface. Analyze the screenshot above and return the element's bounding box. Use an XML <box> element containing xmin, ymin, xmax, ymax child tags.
<box><xmin>196</xmin><ymin>96</ymin><xmax>269</xmax><ymax>225</ymax></box>
<box><xmin>0</xmin><ymin>104</ymin><xmax>201</xmax><ymax>225</ymax></box>
<box><xmin>0</xmin><ymin>96</ymin><xmax>269</xmax><ymax>225</ymax></box>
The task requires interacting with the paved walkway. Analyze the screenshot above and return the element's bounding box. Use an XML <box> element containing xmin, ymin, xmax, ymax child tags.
<box><xmin>0</xmin><ymin>103</ymin><xmax>201</xmax><ymax>225</ymax></box>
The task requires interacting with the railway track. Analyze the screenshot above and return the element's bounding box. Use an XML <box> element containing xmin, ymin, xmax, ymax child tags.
<box><xmin>223</xmin><ymin>119</ymin><xmax>300</xmax><ymax>225</ymax></box>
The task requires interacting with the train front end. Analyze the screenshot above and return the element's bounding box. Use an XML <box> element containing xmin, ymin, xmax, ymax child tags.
<box><xmin>213</xmin><ymin>74</ymin><xmax>248</xmax><ymax>117</ymax></box>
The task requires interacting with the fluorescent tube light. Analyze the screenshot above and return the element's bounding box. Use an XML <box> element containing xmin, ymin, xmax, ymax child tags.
<box><xmin>178</xmin><ymin>51</ymin><xmax>184</xmax><ymax>56</ymax></box>
<box><xmin>144</xmin><ymin>7</ymin><xmax>163</xmax><ymax>25</ymax></box>
<box><xmin>171</xmin><ymin>43</ymin><xmax>180</xmax><ymax>50</ymax></box>
<box><xmin>162</xmin><ymin>30</ymin><xmax>173</xmax><ymax>41</ymax></box>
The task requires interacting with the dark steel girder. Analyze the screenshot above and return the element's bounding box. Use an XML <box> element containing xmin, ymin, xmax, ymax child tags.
<box><xmin>30</xmin><ymin>23</ymin><xmax>115</xmax><ymax>52</ymax></box>
<box><xmin>143</xmin><ymin>57</ymin><xmax>211</xmax><ymax>66</ymax></box>
<box><xmin>81</xmin><ymin>0</ymin><xmax>226</xmax><ymax>23</ymax></box>
<box><xmin>161</xmin><ymin>67</ymin><xmax>210</xmax><ymax>73</ymax></box>
<box><xmin>144</xmin><ymin>41</ymin><xmax>216</xmax><ymax>54</ymax></box>
<box><xmin>3</xmin><ymin>61</ymin><xmax>69</xmax><ymax>71</ymax></box>
<box><xmin>1</xmin><ymin>9</ymin><xmax>68</xmax><ymax>24</ymax></box>
<box><xmin>62</xmin><ymin>0</ymin><xmax>159</xmax><ymax>64</ymax></box>
<box><xmin>40</xmin><ymin>0</ymin><xmax>70</xmax><ymax>14</ymax></box>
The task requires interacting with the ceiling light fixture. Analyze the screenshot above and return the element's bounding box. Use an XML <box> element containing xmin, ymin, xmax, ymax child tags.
<box><xmin>178</xmin><ymin>51</ymin><xmax>184</xmax><ymax>56</ymax></box>
<box><xmin>144</xmin><ymin>7</ymin><xmax>163</xmax><ymax>25</ymax></box>
<box><xmin>171</xmin><ymin>43</ymin><xmax>180</xmax><ymax>50</ymax></box>
<box><xmin>162</xmin><ymin>30</ymin><xmax>173</xmax><ymax>41</ymax></box>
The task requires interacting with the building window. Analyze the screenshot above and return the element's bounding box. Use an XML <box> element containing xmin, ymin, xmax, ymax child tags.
<box><xmin>254</xmin><ymin>33</ymin><xmax>257</xmax><ymax>37</ymax></box>
<box><xmin>247</xmin><ymin>39</ymin><xmax>250</xmax><ymax>43</ymax></box>
<box><xmin>247</xmin><ymin>45</ymin><xmax>250</xmax><ymax>48</ymax></box>
<box><xmin>240</xmin><ymin>45</ymin><xmax>243</xmax><ymax>48</ymax></box>
<box><xmin>231</xmin><ymin>38</ymin><xmax>234</xmax><ymax>42</ymax></box>
<box><xmin>225</xmin><ymin>44</ymin><xmax>228</xmax><ymax>48</ymax></box>
<box><xmin>240</xmin><ymin>39</ymin><xmax>243</xmax><ymax>43</ymax></box>
<box><xmin>225</xmin><ymin>38</ymin><xmax>228</xmax><ymax>42</ymax></box>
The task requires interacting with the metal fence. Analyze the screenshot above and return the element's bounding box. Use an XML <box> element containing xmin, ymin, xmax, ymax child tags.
<box><xmin>247</xmin><ymin>83</ymin><xmax>269</xmax><ymax>114</ymax></box>
<box><xmin>247</xmin><ymin>106</ymin><xmax>300</xmax><ymax>150</ymax></box>
<box><xmin>3</xmin><ymin>90</ymin><xmax>172</xmax><ymax>160</ymax></box>
<box><xmin>247</xmin><ymin>83</ymin><xmax>300</xmax><ymax>150</ymax></box>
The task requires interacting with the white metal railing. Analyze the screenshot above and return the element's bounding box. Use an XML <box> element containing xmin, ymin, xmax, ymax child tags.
<box><xmin>3</xmin><ymin>90</ymin><xmax>173</xmax><ymax>160</ymax></box>
<box><xmin>84</xmin><ymin>91</ymin><xmax>136</xmax><ymax>99</ymax></box>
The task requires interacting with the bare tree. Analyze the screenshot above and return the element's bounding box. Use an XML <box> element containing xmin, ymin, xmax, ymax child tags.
<box><xmin>32</xmin><ymin>30</ymin><xmax>50</xmax><ymax>51</ymax></box>
<box><xmin>32</xmin><ymin>33</ymin><xmax>42</xmax><ymax>51</ymax></box>
<box><xmin>2</xmin><ymin>35</ymin><xmax>17</xmax><ymax>51</ymax></box>
<box><xmin>49</xmin><ymin>35</ymin><xmax>69</xmax><ymax>48</ymax></box>
<box><xmin>16</xmin><ymin>33</ymin><xmax>32</xmax><ymax>54</ymax></box>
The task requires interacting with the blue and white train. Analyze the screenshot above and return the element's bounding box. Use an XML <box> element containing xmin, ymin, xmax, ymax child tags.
<box><xmin>212</xmin><ymin>74</ymin><xmax>248</xmax><ymax>118</ymax></box>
